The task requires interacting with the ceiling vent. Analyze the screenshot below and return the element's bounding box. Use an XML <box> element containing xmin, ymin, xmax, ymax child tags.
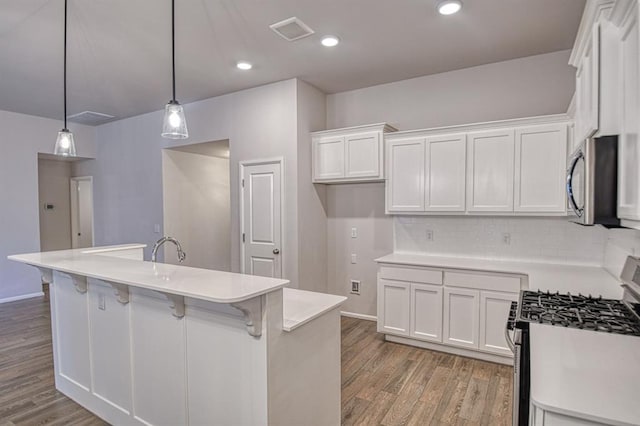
<box><xmin>67</xmin><ymin>111</ymin><xmax>115</xmax><ymax>126</ymax></box>
<box><xmin>270</xmin><ymin>17</ymin><xmax>314</xmax><ymax>41</ymax></box>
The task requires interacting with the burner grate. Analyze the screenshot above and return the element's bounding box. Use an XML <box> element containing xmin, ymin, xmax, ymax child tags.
<box><xmin>519</xmin><ymin>290</ymin><xmax>640</xmax><ymax>336</ymax></box>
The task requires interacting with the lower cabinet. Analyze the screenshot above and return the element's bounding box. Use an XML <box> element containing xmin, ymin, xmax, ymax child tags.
<box><xmin>443</xmin><ymin>287</ymin><xmax>480</xmax><ymax>349</ymax></box>
<box><xmin>377</xmin><ymin>264</ymin><xmax>522</xmax><ymax>363</ymax></box>
<box><xmin>377</xmin><ymin>279</ymin><xmax>411</xmax><ymax>336</ymax></box>
<box><xmin>410</xmin><ymin>283</ymin><xmax>443</xmax><ymax>342</ymax></box>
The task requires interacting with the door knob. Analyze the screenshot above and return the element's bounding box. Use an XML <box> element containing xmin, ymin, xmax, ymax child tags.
<box><xmin>273</xmin><ymin>248</ymin><xmax>280</xmax><ymax>255</ymax></box>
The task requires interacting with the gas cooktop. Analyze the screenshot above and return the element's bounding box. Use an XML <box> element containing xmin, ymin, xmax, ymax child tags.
<box><xmin>516</xmin><ymin>290</ymin><xmax>640</xmax><ymax>336</ymax></box>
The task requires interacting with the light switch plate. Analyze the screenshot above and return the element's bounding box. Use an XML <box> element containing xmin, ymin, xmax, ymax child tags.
<box><xmin>351</xmin><ymin>254</ymin><xmax>357</xmax><ymax>264</ymax></box>
<box><xmin>351</xmin><ymin>227</ymin><xmax>358</xmax><ymax>238</ymax></box>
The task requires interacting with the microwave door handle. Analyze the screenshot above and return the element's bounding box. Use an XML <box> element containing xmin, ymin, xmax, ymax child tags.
<box><xmin>505</xmin><ymin>322</ymin><xmax>516</xmax><ymax>353</ymax></box>
<box><xmin>566</xmin><ymin>151</ymin><xmax>583</xmax><ymax>217</ymax></box>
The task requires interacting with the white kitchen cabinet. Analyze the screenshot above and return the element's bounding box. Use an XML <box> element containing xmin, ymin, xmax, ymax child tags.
<box><xmin>410</xmin><ymin>283</ymin><xmax>443</xmax><ymax>343</ymax></box>
<box><xmin>466</xmin><ymin>128</ymin><xmax>515</xmax><ymax>212</ymax></box>
<box><xmin>616</xmin><ymin>2</ymin><xmax>640</xmax><ymax>226</ymax></box>
<box><xmin>377</xmin><ymin>279</ymin><xmax>411</xmax><ymax>336</ymax></box>
<box><xmin>425</xmin><ymin>133</ymin><xmax>467</xmax><ymax>212</ymax></box>
<box><xmin>312</xmin><ymin>123</ymin><xmax>396</xmax><ymax>183</ymax></box>
<box><xmin>574</xmin><ymin>24</ymin><xmax>600</xmax><ymax>142</ymax></box>
<box><xmin>514</xmin><ymin>124</ymin><xmax>568</xmax><ymax>213</ymax></box>
<box><xmin>443</xmin><ymin>287</ymin><xmax>479</xmax><ymax>349</ymax></box>
<box><xmin>479</xmin><ymin>291</ymin><xmax>518</xmax><ymax>356</ymax></box>
<box><xmin>314</xmin><ymin>136</ymin><xmax>345</xmax><ymax>180</ymax></box>
<box><xmin>386</xmin><ymin>138</ymin><xmax>426</xmax><ymax>212</ymax></box>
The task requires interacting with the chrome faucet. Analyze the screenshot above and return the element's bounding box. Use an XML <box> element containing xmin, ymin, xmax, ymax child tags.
<box><xmin>151</xmin><ymin>237</ymin><xmax>186</xmax><ymax>263</ymax></box>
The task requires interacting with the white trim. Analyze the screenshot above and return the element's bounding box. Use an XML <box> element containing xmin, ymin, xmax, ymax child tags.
<box><xmin>569</xmin><ymin>0</ymin><xmax>615</xmax><ymax>66</ymax></box>
<box><xmin>340</xmin><ymin>311</ymin><xmax>377</xmax><ymax>322</ymax></box>
<box><xmin>0</xmin><ymin>292</ymin><xmax>45</xmax><ymax>304</ymax></box>
<box><xmin>239</xmin><ymin>157</ymin><xmax>285</xmax><ymax>278</ymax></box>
<box><xmin>311</xmin><ymin>122</ymin><xmax>397</xmax><ymax>137</ymax></box>
<box><xmin>385</xmin><ymin>334</ymin><xmax>513</xmax><ymax>366</ymax></box>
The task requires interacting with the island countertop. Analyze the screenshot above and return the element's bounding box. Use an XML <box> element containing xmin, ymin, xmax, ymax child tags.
<box><xmin>9</xmin><ymin>245</ymin><xmax>289</xmax><ymax>304</ymax></box>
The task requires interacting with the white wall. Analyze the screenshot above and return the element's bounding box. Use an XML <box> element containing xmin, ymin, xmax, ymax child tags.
<box><xmin>327</xmin><ymin>183</ymin><xmax>393</xmax><ymax>316</ymax></box>
<box><xmin>38</xmin><ymin>159</ymin><xmax>73</xmax><ymax>252</ymax></box>
<box><xmin>0</xmin><ymin>110</ymin><xmax>96</xmax><ymax>302</ymax></box>
<box><xmin>327</xmin><ymin>50</ymin><xmax>576</xmax><ymax>130</ymax></box>
<box><xmin>296</xmin><ymin>80</ymin><xmax>329</xmax><ymax>293</ymax></box>
<box><xmin>162</xmin><ymin>147</ymin><xmax>231</xmax><ymax>271</ymax></box>
<box><xmin>325</xmin><ymin>50</ymin><xmax>579</xmax><ymax>316</ymax></box>
<box><xmin>395</xmin><ymin>217</ymin><xmax>608</xmax><ymax>264</ymax></box>
<box><xmin>75</xmin><ymin>79</ymin><xmax>312</xmax><ymax>286</ymax></box>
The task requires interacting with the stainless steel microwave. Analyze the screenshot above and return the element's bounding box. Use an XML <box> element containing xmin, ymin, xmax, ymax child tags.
<box><xmin>566</xmin><ymin>135</ymin><xmax>620</xmax><ymax>227</ymax></box>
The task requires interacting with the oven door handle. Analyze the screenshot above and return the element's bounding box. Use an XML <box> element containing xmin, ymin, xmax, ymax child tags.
<box><xmin>505</xmin><ymin>323</ymin><xmax>516</xmax><ymax>354</ymax></box>
<box><xmin>566</xmin><ymin>151</ymin><xmax>584</xmax><ymax>218</ymax></box>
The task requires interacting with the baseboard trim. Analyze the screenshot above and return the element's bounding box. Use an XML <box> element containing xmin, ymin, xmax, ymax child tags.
<box><xmin>385</xmin><ymin>334</ymin><xmax>513</xmax><ymax>366</ymax></box>
<box><xmin>340</xmin><ymin>311</ymin><xmax>377</xmax><ymax>322</ymax></box>
<box><xmin>0</xmin><ymin>292</ymin><xmax>45</xmax><ymax>304</ymax></box>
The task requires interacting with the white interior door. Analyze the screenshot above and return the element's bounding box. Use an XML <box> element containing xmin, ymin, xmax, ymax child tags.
<box><xmin>70</xmin><ymin>177</ymin><xmax>94</xmax><ymax>249</ymax></box>
<box><xmin>241</xmin><ymin>161</ymin><xmax>282</xmax><ymax>278</ymax></box>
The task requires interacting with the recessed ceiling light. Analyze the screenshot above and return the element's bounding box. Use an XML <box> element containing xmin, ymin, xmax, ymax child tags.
<box><xmin>437</xmin><ymin>0</ymin><xmax>462</xmax><ymax>15</ymax></box>
<box><xmin>236</xmin><ymin>61</ymin><xmax>253</xmax><ymax>70</ymax></box>
<box><xmin>321</xmin><ymin>36</ymin><xmax>340</xmax><ymax>47</ymax></box>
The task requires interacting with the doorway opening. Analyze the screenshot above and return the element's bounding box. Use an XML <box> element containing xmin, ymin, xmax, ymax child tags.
<box><xmin>162</xmin><ymin>140</ymin><xmax>231</xmax><ymax>271</ymax></box>
<box><xmin>37</xmin><ymin>154</ymin><xmax>94</xmax><ymax>253</ymax></box>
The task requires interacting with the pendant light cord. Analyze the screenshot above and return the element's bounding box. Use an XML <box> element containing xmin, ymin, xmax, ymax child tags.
<box><xmin>171</xmin><ymin>0</ymin><xmax>176</xmax><ymax>102</ymax></box>
<box><xmin>63</xmin><ymin>0</ymin><xmax>68</xmax><ymax>129</ymax></box>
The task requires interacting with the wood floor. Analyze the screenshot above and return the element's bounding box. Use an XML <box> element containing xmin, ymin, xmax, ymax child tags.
<box><xmin>0</xmin><ymin>296</ymin><xmax>512</xmax><ymax>425</ymax></box>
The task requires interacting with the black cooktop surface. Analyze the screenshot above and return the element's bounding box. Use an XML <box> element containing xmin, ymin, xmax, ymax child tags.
<box><xmin>518</xmin><ymin>290</ymin><xmax>640</xmax><ymax>336</ymax></box>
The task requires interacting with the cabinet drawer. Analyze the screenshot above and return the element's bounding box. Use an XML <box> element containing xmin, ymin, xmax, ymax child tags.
<box><xmin>379</xmin><ymin>266</ymin><xmax>443</xmax><ymax>285</ymax></box>
<box><xmin>444</xmin><ymin>271</ymin><xmax>521</xmax><ymax>293</ymax></box>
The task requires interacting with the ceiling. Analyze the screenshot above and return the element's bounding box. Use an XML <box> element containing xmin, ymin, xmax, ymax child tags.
<box><xmin>0</xmin><ymin>0</ymin><xmax>585</xmax><ymax>123</ymax></box>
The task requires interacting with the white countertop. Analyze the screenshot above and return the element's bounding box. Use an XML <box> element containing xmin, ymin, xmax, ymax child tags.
<box><xmin>282</xmin><ymin>288</ymin><xmax>347</xmax><ymax>332</ymax></box>
<box><xmin>530</xmin><ymin>324</ymin><xmax>640</xmax><ymax>426</ymax></box>
<box><xmin>9</xmin><ymin>246</ymin><xmax>289</xmax><ymax>304</ymax></box>
<box><xmin>375</xmin><ymin>252</ymin><xmax>623</xmax><ymax>298</ymax></box>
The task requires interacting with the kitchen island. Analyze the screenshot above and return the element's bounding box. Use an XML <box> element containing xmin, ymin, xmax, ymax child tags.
<box><xmin>9</xmin><ymin>245</ymin><xmax>346</xmax><ymax>426</ymax></box>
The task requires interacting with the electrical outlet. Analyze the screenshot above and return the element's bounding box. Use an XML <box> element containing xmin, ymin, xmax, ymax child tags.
<box><xmin>98</xmin><ymin>294</ymin><xmax>106</xmax><ymax>311</ymax></box>
<box><xmin>351</xmin><ymin>227</ymin><xmax>358</xmax><ymax>238</ymax></box>
<box><xmin>350</xmin><ymin>280</ymin><xmax>361</xmax><ymax>295</ymax></box>
<box><xmin>502</xmin><ymin>233</ymin><xmax>511</xmax><ymax>245</ymax></box>
<box><xmin>351</xmin><ymin>253</ymin><xmax>357</xmax><ymax>264</ymax></box>
<box><xmin>426</xmin><ymin>229</ymin><xmax>434</xmax><ymax>241</ymax></box>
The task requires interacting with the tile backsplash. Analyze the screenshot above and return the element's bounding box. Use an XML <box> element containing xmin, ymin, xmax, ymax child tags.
<box><xmin>394</xmin><ymin>216</ymin><xmax>610</xmax><ymax>264</ymax></box>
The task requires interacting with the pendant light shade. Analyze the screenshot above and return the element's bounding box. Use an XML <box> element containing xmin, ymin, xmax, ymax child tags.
<box><xmin>54</xmin><ymin>129</ymin><xmax>77</xmax><ymax>156</ymax></box>
<box><xmin>162</xmin><ymin>0</ymin><xmax>188</xmax><ymax>139</ymax></box>
<box><xmin>161</xmin><ymin>100</ymin><xmax>188</xmax><ymax>139</ymax></box>
<box><xmin>54</xmin><ymin>0</ymin><xmax>77</xmax><ymax>157</ymax></box>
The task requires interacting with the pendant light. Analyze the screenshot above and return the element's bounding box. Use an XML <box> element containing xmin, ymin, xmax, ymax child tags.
<box><xmin>161</xmin><ymin>0</ymin><xmax>188</xmax><ymax>139</ymax></box>
<box><xmin>53</xmin><ymin>0</ymin><xmax>77</xmax><ymax>157</ymax></box>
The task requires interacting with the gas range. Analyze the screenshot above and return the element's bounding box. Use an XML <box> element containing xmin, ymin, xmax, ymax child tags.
<box><xmin>513</xmin><ymin>290</ymin><xmax>640</xmax><ymax>336</ymax></box>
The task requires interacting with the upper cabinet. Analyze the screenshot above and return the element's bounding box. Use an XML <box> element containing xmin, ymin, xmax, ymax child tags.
<box><xmin>312</xmin><ymin>123</ymin><xmax>397</xmax><ymax>184</ymax></box>
<box><xmin>466</xmin><ymin>129</ymin><xmax>515</xmax><ymax>212</ymax></box>
<box><xmin>385</xmin><ymin>116</ymin><xmax>569</xmax><ymax>216</ymax></box>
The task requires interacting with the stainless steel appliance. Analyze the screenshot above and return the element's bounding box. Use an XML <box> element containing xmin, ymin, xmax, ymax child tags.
<box><xmin>566</xmin><ymin>135</ymin><xmax>619</xmax><ymax>227</ymax></box>
<box><xmin>506</xmin><ymin>263</ymin><xmax>640</xmax><ymax>425</ymax></box>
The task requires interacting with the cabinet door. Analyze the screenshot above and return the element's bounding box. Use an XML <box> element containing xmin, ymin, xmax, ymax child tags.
<box><xmin>575</xmin><ymin>25</ymin><xmax>600</xmax><ymax>142</ymax></box>
<box><xmin>314</xmin><ymin>136</ymin><xmax>345</xmax><ymax>180</ymax></box>
<box><xmin>618</xmin><ymin>7</ymin><xmax>640</xmax><ymax>221</ymax></box>
<box><xmin>466</xmin><ymin>129</ymin><xmax>515</xmax><ymax>212</ymax></box>
<box><xmin>345</xmin><ymin>132</ymin><xmax>381</xmax><ymax>179</ymax></box>
<box><xmin>377</xmin><ymin>279</ymin><xmax>411</xmax><ymax>336</ymax></box>
<box><xmin>479</xmin><ymin>291</ymin><xmax>518</xmax><ymax>356</ymax></box>
<box><xmin>425</xmin><ymin>134</ymin><xmax>466</xmax><ymax>212</ymax></box>
<box><xmin>514</xmin><ymin>124</ymin><xmax>567</xmax><ymax>213</ymax></box>
<box><xmin>386</xmin><ymin>138</ymin><xmax>426</xmax><ymax>212</ymax></box>
<box><xmin>410</xmin><ymin>283</ymin><xmax>443</xmax><ymax>342</ymax></box>
<box><xmin>443</xmin><ymin>287</ymin><xmax>479</xmax><ymax>349</ymax></box>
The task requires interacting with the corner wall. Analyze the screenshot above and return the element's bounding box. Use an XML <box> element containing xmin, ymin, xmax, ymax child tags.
<box><xmin>0</xmin><ymin>110</ymin><xmax>96</xmax><ymax>302</ymax></box>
